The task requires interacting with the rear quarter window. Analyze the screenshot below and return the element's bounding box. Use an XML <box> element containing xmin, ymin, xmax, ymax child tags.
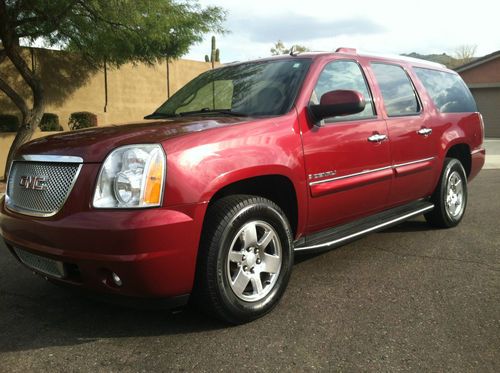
<box><xmin>414</xmin><ymin>67</ymin><xmax>477</xmax><ymax>113</ymax></box>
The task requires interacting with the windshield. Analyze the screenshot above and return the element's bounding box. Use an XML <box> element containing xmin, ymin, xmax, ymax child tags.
<box><xmin>150</xmin><ymin>58</ymin><xmax>312</xmax><ymax>118</ymax></box>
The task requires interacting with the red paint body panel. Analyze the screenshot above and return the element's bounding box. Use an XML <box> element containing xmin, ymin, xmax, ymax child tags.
<box><xmin>0</xmin><ymin>51</ymin><xmax>485</xmax><ymax>302</ymax></box>
<box><xmin>310</xmin><ymin>168</ymin><xmax>393</xmax><ymax>197</ymax></box>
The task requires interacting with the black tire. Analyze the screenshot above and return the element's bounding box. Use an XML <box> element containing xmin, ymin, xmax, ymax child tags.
<box><xmin>193</xmin><ymin>195</ymin><xmax>293</xmax><ymax>324</ymax></box>
<box><xmin>425</xmin><ymin>158</ymin><xmax>468</xmax><ymax>228</ymax></box>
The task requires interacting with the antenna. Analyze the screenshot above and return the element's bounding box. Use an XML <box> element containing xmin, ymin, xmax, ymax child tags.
<box><xmin>289</xmin><ymin>46</ymin><xmax>298</xmax><ymax>56</ymax></box>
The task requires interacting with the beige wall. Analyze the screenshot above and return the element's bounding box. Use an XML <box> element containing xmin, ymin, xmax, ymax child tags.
<box><xmin>0</xmin><ymin>47</ymin><xmax>218</xmax><ymax>177</ymax></box>
<box><xmin>0</xmin><ymin>48</ymin><xmax>216</xmax><ymax>127</ymax></box>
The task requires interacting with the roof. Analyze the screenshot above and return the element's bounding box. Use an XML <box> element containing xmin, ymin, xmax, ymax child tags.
<box><xmin>455</xmin><ymin>50</ymin><xmax>500</xmax><ymax>72</ymax></box>
<box><xmin>224</xmin><ymin>48</ymin><xmax>450</xmax><ymax>72</ymax></box>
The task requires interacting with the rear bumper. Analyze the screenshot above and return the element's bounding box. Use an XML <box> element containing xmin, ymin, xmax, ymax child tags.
<box><xmin>0</xmin><ymin>199</ymin><xmax>207</xmax><ymax>301</ymax></box>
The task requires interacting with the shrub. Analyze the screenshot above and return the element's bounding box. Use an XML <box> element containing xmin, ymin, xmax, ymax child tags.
<box><xmin>68</xmin><ymin>111</ymin><xmax>98</xmax><ymax>130</ymax></box>
<box><xmin>39</xmin><ymin>113</ymin><xmax>63</xmax><ymax>131</ymax></box>
<box><xmin>0</xmin><ymin>114</ymin><xmax>19</xmax><ymax>132</ymax></box>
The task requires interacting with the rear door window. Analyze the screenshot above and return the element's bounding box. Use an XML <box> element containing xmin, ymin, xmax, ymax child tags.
<box><xmin>371</xmin><ymin>63</ymin><xmax>421</xmax><ymax>117</ymax></box>
<box><xmin>414</xmin><ymin>67</ymin><xmax>477</xmax><ymax>113</ymax></box>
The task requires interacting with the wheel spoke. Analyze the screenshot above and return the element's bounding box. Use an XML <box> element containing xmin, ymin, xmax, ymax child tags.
<box><xmin>250</xmin><ymin>275</ymin><xmax>264</xmax><ymax>295</ymax></box>
<box><xmin>263</xmin><ymin>253</ymin><xmax>281</xmax><ymax>274</ymax></box>
<box><xmin>228</xmin><ymin>251</ymin><xmax>244</xmax><ymax>263</ymax></box>
<box><xmin>231</xmin><ymin>268</ymin><xmax>250</xmax><ymax>297</ymax></box>
<box><xmin>258</xmin><ymin>229</ymin><xmax>275</xmax><ymax>250</ymax></box>
<box><xmin>227</xmin><ymin>218</ymin><xmax>283</xmax><ymax>302</ymax></box>
<box><xmin>241</xmin><ymin>222</ymin><xmax>258</xmax><ymax>248</ymax></box>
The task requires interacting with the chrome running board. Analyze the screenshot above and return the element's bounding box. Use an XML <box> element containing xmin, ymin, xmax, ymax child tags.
<box><xmin>294</xmin><ymin>200</ymin><xmax>434</xmax><ymax>253</ymax></box>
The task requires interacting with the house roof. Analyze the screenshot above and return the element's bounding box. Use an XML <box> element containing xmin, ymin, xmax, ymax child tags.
<box><xmin>455</xmin><ymin>50</ymin><xmax>500</xmax><ymax>72</ymax></box>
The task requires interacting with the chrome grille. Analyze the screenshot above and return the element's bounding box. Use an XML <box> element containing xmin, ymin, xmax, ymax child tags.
<box><xmin>13</xmin><ymin>247</ymin><xmax>66</xmax><ymax>278</ymax></box>
<box><xmin>6</xmin><ymin>160</ymin><xmax>81</xmax><ymax>217</ymax></box>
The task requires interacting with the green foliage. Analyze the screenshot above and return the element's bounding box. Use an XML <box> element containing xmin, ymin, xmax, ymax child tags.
<box><xmin>0</xmin><ymin>115</ymin><xmax>19</xmax><ymax>132</ymax></box>
<box><xmin>39</xmin><ymin>113</ymin><xmax>63</xmax><ymax>131</ymax></box>
<box><xmin>69</xmin><ymin>112</ymin><xmax>98</xmax><ymax>130</ymax></box>
<box><xmin>271</xmin><ymin>40</ymin><xmax>310</xmax><ymax>55</ymax></box>
<box><xmin>12</xmin><ymin>0</ymin><xmax>227</xmax><ymax>67</ymax></box>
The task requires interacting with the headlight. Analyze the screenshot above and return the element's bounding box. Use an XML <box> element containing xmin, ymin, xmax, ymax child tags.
<box><xmin>93</xmin><ymin>144</ymin><xmax>166</xmax><ymax>208</ymax></box>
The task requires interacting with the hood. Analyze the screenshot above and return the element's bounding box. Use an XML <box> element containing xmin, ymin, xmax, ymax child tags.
<box><xmin>17</xmin><ymin>117</ymin><xmax>251</xmax><ymax>162</ymax></box>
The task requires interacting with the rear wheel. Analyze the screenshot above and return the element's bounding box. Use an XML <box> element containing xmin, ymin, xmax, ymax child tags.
<box><xmin>425</xmin><ymin>158</ymin><xmax>468</xmax><ymax>228</ymax></box>
<box><xmin>193</xmin><ymin>195</ymin><xmax>293</xmax><ymax>324</ymax></box>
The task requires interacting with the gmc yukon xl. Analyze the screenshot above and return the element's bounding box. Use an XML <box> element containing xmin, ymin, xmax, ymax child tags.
<box><xmin>0</xmin><ymin>48</ymin><xmax>485</xmax><ymax>323</ymax></box>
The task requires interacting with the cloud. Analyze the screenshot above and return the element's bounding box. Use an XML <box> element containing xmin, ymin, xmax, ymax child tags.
<box><xmin>228</xmin><ymin>14</ymin><xmax>385</xmax><ymax>43</ymax></box>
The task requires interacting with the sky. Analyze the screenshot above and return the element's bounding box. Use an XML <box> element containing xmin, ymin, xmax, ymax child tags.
<box><xmin>185</xmin><ymin>0</ymin><xmax>500</xmax><ymax>63</ymax></box>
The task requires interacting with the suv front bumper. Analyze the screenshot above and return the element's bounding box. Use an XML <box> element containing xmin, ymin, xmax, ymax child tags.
<box><xmin>0</xmin><ymin>198</ymin><xmax>207</xmax><ymax>303</ymax></box>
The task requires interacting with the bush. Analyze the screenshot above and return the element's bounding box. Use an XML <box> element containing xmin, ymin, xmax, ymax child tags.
<box><xmin>39</xmin><ymin>113</ymin><xmax>63</xmax><ymax>131</ymax></box>
<box><xmin>68</xmin><ymin>111</ymin><xmax>98</xmax><ymax>130</ymax></box>
<box><xmin>0</xmin><ymin>114</ymin><xmax>19</xmax><ymax>132</ymax></box>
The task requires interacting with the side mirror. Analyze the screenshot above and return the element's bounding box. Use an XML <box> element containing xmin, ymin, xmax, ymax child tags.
<box><xmin>309</xmin><ymin>90</ymin><xmax>366</xmax><ymax>124</ymax></box>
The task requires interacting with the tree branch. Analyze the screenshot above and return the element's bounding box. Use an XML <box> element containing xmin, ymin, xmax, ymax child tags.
<box><xmin>0</xmin><ymin>74</ymin><xmax>29</xmax><ymax>117</ymax></box>
<box><xmin>76</xmin><ymin>0</ymin><xmax>141</xmax><ymax>34</ymax></box>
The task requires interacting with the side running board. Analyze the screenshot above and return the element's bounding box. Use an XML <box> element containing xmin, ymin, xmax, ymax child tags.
<box><xmin>294</xmin><ymin>200</ymin><xmax>434</xmax><ymax>253</ymax></box>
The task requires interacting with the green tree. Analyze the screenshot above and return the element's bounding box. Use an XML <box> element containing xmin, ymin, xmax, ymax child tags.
<box><xmin>270</xmin><ymin>40</ymin><xmax>310</xmax><ymax>55</ymax></box>
<box><xmin>0</xmin><ymin>0</ymin><xmax>225</xmax><ymax>179</ymax></box>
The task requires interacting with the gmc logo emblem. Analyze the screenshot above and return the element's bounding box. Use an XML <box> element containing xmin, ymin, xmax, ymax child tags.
<box><xmin>19</xmin><ymin>176</ymin><xmax>48</xmax><ymax>191</ymax></box>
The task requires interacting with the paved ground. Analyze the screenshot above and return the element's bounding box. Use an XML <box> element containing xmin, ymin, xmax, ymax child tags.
<box><xmin>484</xmin><ymin>139</ymin><xmax>500</xmax><ymax>169</ymax></box>
<box><xmin>0</xmin><ymin>171</ymin><xmax>499</xmax><ymax>371</ymax></box>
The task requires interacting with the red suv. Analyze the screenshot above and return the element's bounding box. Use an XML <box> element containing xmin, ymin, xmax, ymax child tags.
<box><xmin>0</xmin><ymin>48</ymin><xmax>485</xmax><ymax>323</ymax></box>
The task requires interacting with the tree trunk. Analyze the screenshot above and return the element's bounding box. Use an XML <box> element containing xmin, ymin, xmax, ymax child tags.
<box><xmin>3</xmin><ymin>108</ymin><xmax>44</xmax><ymax>181</ymax></box>
<box><xmin>0</xmin><ymin>34</ymin><xmax>45</xmax><ymax>180</ymax></box>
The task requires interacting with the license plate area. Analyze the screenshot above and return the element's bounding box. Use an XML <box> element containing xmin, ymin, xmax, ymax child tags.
<box><xmin>13</xmin><ymin>247</ymin><xmax>66</xmax><ymax>279</ymax></box>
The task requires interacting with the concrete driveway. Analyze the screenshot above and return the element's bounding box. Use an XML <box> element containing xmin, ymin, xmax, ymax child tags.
<box><xmin>0</xmin><ymin>170</ymin><xmax>499</xmax><ymax>371</ymax></box>
<box><xmin>484</xmin><ymin>139</ymin><xmax>500</xmax><ymax>169</ymax></box>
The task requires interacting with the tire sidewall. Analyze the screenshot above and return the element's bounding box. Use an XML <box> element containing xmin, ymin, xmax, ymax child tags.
<box><xmin>215</xmin><ymin>201</ymin><xmax>293</xmax><ymax>320</ymax></box>
<box><xmin>438</xmin><ymin>159</ymin><xmax>468</xmax><ymax>226</ymax></box>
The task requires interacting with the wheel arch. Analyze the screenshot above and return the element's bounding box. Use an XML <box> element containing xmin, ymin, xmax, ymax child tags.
<box><xmin>445</xmin><ymin>143</ymin><xmax>471</xmax><ymax>177</ymax></box>
<box><xmin>205</xmin><ymin>173</ymin><xmax>300</xmax><ymax>238</ymax></box>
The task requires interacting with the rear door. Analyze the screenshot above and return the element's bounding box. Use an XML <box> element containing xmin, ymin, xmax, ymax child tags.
<box><xmin>301</xmin><ymin>59</ymin><xmax>392</xmax><ymax>232</ymax></box>
<box><xmin>369</xmin><ymin>62</ymin><xmax>438</xmax><ymax>206</ymax></box>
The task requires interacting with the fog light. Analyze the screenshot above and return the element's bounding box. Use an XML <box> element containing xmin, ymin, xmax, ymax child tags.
<box><xmin>111</xmin><ymin>272</ymin><xmax>123</xmax><ymax>287</ymax></box>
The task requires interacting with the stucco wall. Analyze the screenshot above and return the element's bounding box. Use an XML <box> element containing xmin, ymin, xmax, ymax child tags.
<box><xmin>0</xmin><ymin>48</ymin><xmax>215</xmax><ymax>127</ymax></box>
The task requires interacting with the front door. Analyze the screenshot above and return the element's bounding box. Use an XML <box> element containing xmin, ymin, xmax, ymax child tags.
<box><xmin>301</xmin><ymin>59</ymin><xmax>392</xmax><ymax>233</ymax></box>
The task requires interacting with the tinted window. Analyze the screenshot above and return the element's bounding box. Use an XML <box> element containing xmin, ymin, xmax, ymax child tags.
<box><xmin>311</xmin><ymin>60</ymin><xmax>375</xmax><ymax>121</ymax></box>
<box><xmin>371</xmin><ymin>63</ymin><xmax>420</xmax><ymax>116</ymax></box>
<box><xmin>414</xmin><ymin>67</ymin><xmax>477</xmax><ymax>113</ymax></box>
<box><xmin>153</xmin><ymin>59</ymin><xmax>312</xmax><ymax>117</ymax></box>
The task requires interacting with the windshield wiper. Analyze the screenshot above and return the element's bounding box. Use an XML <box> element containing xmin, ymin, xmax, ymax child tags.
<box><xmin>178</xmin><ymin>108</ymin><xmax>249</xmax><ymax>117</ymax></box>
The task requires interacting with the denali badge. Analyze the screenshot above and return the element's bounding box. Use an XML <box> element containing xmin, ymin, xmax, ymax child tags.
<box><xmin>19</xmin><ymin>176</ymin><xmax>48</xmax><ymax>191</ymax></box>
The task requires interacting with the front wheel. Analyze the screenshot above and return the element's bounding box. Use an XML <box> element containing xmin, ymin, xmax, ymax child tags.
<box><xmin>193</xmin><ymin>195</ymin><xmax>293</xmax><ymax>324</ymax></box>
<box><xmin>425</xmin><ymin>158</ymin><xmax>468</xmax><ymax>228</ymax></box>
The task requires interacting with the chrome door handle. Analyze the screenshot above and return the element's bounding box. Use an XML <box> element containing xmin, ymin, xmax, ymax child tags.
<box><xmin>368</xmin><ymin>133</ymin><xmax>388</xmax><ymax>143</ymax></box>
<box><xmin>417</xmin><ymin>128</ymin><xmax>432</xmax><ymax>136</ymax></box>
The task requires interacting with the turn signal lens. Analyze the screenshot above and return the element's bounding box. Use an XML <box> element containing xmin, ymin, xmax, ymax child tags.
<box><xmin>143</xmin><ymin>149</ymin><xmax>164</xmax><ymax>205</ymax></box>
